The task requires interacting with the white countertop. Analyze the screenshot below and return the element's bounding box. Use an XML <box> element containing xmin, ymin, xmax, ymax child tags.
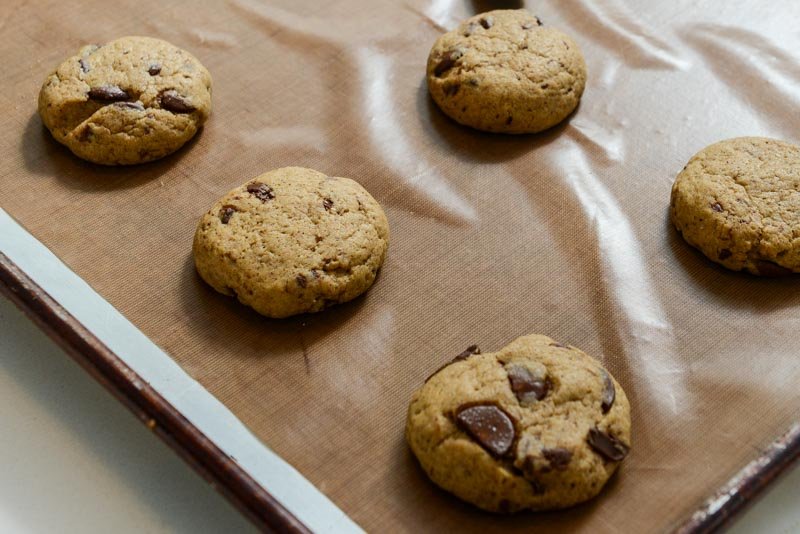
<box><xmin>0</xmin><ymin>295</ymin><xmax>797</xmax><ymax>533</ymax></box>
<box><xmin>0</xmin><ymin>296</ymin><xmax>256</xmax><ymax>534</ymax></box>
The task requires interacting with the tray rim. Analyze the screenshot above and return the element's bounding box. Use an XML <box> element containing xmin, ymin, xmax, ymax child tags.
<box><xmin>1</xmin><ymin>246</ymin><xmax>798</xmax><ymax>533</ymax></box>
<box><xmin>0</xmin><ymin>251</ymin><xmax>308</xmax><ymax>534</ymax></box>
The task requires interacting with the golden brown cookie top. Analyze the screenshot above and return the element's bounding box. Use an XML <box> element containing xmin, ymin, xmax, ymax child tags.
<box><xmin>671</xmin><ymin>137</ymin><xmax>800</xmax><ymax>276</ymax></box>
<box><xmin>193</xmin><ymin>167</ymin><xmax>389</xmax><ymax>318</ymax></box>
<box><xmin>38</xmin><ymin>36</ymin><xmax>211</xmax><ymax>164</ymax></box>
<box><xmin>426</xmin><ymin>9</ymin><xmax>586</xmax><ymax>134</ymax></box>
<box><xmin>406</xmin><ymin>334</ymin><xmax>631</xmax><ymax>513</ymax></box>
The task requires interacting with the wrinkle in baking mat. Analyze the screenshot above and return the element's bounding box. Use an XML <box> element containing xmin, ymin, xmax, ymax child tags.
<box><xmin>1</xmin><ymin>0</ymin><xmax>799</xmax><ymax>531</ymax></box>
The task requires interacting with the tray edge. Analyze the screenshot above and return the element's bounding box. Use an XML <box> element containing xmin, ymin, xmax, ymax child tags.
<box><xmin>673</xmin><ymin>421</ymin><xmax>800</xmax><ymax>533</ymax></box>
<box><xmin>3</xmin><ymin>245</ymin><xmax>799</xmax><ymax>533</ymax></box>
<box><xmin>0</xmin><ymin>251</ymin><xmax>311</xmax><ymax>534</ymax></box>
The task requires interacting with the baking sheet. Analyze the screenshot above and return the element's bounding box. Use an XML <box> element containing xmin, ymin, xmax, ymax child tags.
<box><xmin>0</xmin><ymin>209</ymin><xmax>358</xmax><ymax>533</ymax></box>
<box><xmin>2</xmin><ymin>0</ymin><xmax>799</xmax><ymax>532</ymax></box>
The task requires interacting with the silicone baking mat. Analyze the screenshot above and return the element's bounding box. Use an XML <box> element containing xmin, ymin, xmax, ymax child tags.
<box><xmin>2</xmin><ymin>0</ymin><xmax>799</xmax><ymax>531</ymax></box>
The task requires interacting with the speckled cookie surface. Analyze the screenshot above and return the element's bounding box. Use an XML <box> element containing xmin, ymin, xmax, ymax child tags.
<box><xmin>193</xmin><ymin>167</ymin><xmax>389</xmax><ymax>319</ymax></box>
<box><xmin>426</xmin><ymin>9</ymin><xmax>586</xmax><ymax>134</ymax></box>
<box><xmin>671</xmin><ymin>137</ymin><xmax>800</xmax><ymax>276</ymax></box>
<box><xmin>406</xmin><ymin>334</ymin><xmax>631</xmax><ymax>513</ymax></box>
<box><xmin>38</xmin><ymin>36</ymin><xmax>211</xmax><ymax>165</ymax></box>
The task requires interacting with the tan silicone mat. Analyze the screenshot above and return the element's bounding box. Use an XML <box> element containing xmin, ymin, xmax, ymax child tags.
<box><xmin>2</xmin><ymin>0</ymin><xmax>800</xmax><ymax>531</ymax></box>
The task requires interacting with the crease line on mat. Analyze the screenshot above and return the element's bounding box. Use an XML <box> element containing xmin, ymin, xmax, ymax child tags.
<box><xmin>551</xmin><ymin>139</ymin><xmax>688</xmax><ymax>418</ymax></box>
<box><xmin>356</xmin><ymin>46</ymin><xmax>478</xmax><ymax>225</ymax></box>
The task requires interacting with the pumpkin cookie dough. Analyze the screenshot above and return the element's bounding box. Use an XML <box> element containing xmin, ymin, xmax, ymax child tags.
<box><xmin>406</xmin><ymin>334</ymin><xmax>631</xmax><ymax>513</ymax></box>
<box><xmin>193</xmin><ymin>167</ymin><xmax>389</xmax><ymax>318</ymax></box>
<box><xmin>426</xmin><ymin>9</ymin><xmax>586</xmax><ymax>134</ymax></box>
<box><xmin>38</xmin><ymin>36</ymin><xmax>212</xmax><ymax>165</ymax></box>
<box><xmin>671</xmin><ymin>137</ymin><xmax>800</xmax><ymax>276</ymax></box>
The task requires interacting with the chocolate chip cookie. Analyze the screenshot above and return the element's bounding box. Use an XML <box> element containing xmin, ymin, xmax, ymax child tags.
<box><xmin>38</xmin><ymin>36</ymin><xmax>212</xmax><ymax>165</ymax></box>
<box><xmin>671</xmin><ymin>137</ymin><xmax>800</xmax><ymax>276</ymax></box>
<box><xmin>426</xmin><ymin>9</ymin><xmax>586</xmax><ymax>134</ymax></box>
<box><xmin>193</xmin><ymin>167</ymin><xmax>389</xmax><ymax>318</ymax></box>
<box><xmin>406</xmin><ymin>334</ymin><xmax>631</xmax><ymax>513</ymax></box>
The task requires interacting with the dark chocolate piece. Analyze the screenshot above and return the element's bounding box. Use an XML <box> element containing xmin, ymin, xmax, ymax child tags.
<box><xmin>587</xmin><ymin>427</ymin><xmax>629</xmax><ymax>461</ymax></box>
<box><xmin>434</xmin><ymin>49</ymin><xmax>463</xmax><ymax>77</ymax></box>
<box><xmin>455</xmin><ymin>404</ymin><xmax>515</xmax><ymax>457</ymax></box>
<box><xmin>220</xmin><ymin>206</ymin><xmax>236</xmax><ymax>224</ymax></box>
<box><xmin>246</xmin><ymin>182</ymin><xmax>275</xmax><ymax>202</ymax></box>
<box><xmin>424</xmin><ymin>345</ymin><xmax>480</xmax><ymax>383</ymax></box>
<box><xmin>507</xmin><ymin>365</ymin><xmax>550</xmax><ymax>403</ymax></box>
<box><xmin>542</xmin><ymin>447</ymin><xmax>572</xmax><ymax>470</ymax></box>
<box><xmin>88</xmin><ymin>85</ymin><xmax>129</xmax><ymax>102</ymax></box>
<box><xmin>159</xmin><ymin>90</ymin><xmax>196</xmax><ymax>113</ymax></box>
<box><xmin>600</xmin><ymin>369</ymin><xmax>615</xmax><ymax>413</ymax></box>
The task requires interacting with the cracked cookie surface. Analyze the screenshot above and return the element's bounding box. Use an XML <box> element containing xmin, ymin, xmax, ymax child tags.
<box><xmin>426</xmin><ymin>9</ymin><xmax>586</xmax><ymax>134</ymax></box>
<box><xmin>671</xmin><ymin>137</ymin><xmax>800</xmax><ymax>276</ymax></box>
<box><xmin>406</xmin><ymin>334</ymin><xmax>630</xmax><ymax>513</ymax></box>
<box><xmin>38</xmin><ymin>36</ymin><xmax>211</xmax><ymax>165</ymax></box>
<box><xmin>193</xmin><ymin>167</ymin><xmax>389</xmax><ymax>318</ymax></box>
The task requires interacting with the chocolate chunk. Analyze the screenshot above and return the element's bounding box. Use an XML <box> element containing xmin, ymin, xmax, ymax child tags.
<box><xmin>148</xmin><ymin>63</ymin><xmax>162</xmax><ymax>76</ymax></box>
<box><xmin>296</xmin><ymin>274</ymin><xmax>307</xmax><ymax>288</ymax></box>
<box><xmin>455</xmin><ymin>404</ymin><xmax>515</xmax><ymax>457</ymax></box>
<box><xmin>88</xmin><ymin>85</ymin><xmax>129</xmax><ymax>102</ymax></box>
<box><xmin>464</xmin><ymin>22</ymin><xmax>478</xmax><ymax>37</ymax></box>
<box><xmin>479</xmin><ymin>16</ymin><xmax>493</xmax><ymax>29</ymax></box>
<box><xmin>506</xmin><ymin>116</ymin><xmax>513</xmax><ymax>125</ymax></box>
<box><xmin>600</xmin><ymin>369</ymin><xmax>615</xmax><ymax>413</ymax></box>
<box><xmin>719</xmin><ymin>248</ymin><xmax>732</xmax><ymax>260</ymax></box>
<box><xmin>756</xmin><ymin>260</ymin><xmax>792</xmax><ymax>277</ymax></box>
<box><xmin>115</xmin><ymin>101</ymin><xmax>145</xmax><ymax>111</ymax></box>
<box><xmin>587</xmin><ymin>427</ymin><xmax>629</xmax><ymax>462</ymax></box>
<box><xmin>520</xmin><ymin>456</ymin><xmax>547</xmax><ymax>493</ymax></box>
<box><xmin>425</xmin><ymin>345</ymin><xmax>481</xmax><ymax>382</ymax></box>
<box><xmin>528</xmin><ymin>478</ymin><xmax>545</xmax><ymax>495</ymax></box>
<box><xmin>711</xmin><ymin>202</ymin><xmax>723</xmax><ymax>212</ymax></box>
<box><xmin>542</xmin><ymin>447</ymin><xmax>572</xmax><ymax>470</ymax></box>
<box><xmin>434</xmin><ymin>49</ymin><xmax>463</xmax><ymax>77</ymax></box>
<box><xmin>454</xmin><ymin>344</ymin><xmax>480</xmax><ymax>361</ymax></box>
<box><xmin>76</xmin><ymin>125</ymin><xmax>93</xmax><ymax>142</ymax></box>
<box><xmin>507</xmin><ymin>365</ymin><xmax>550</xmax><ymax>403</ymax></box>
<box><xmin>522</xmin><ymin>17</ymin><xmax>544</xmax><ymax>29</ymax></box>
<box><xmin>424</xmin><ymin>345</ymin><xmax>480</xmax><ymax>383</ymax></box>
<box><xmin>220</xmin><ymin>206</ymin><xmax>236</xmax><ymax>224</ymax></box>
<box><xmin>246</xmin><ymin>182</ymin><xmax>275</xmax><ymax>202</ymax></box>
<box><xmin>520</xmin><ymin>453</ymin><xmax>536</xmax><ymax>476</ymax></box>
<box><xmin>523</xmin><ymin>17</ymin><xmax>543</xmax><ymax>29</ymax></box>
<box><xmin>323</xmin><ymin>198</ymin><xmax>333</xmax><ymax>211</ymax></box>
<box><xmin>159</xmin><ymin>89</ymin><xmax>196</xmax><ymax>113</ymax></box>
<box><xmin>444</xmin><ymin>83</ymin><xmax>460</xmax><ymax>96</ymax></box>
<box><xmin>79</xmin><ymin>58</ymin><xmax>90</xmax><ymax>73</ymax></box>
